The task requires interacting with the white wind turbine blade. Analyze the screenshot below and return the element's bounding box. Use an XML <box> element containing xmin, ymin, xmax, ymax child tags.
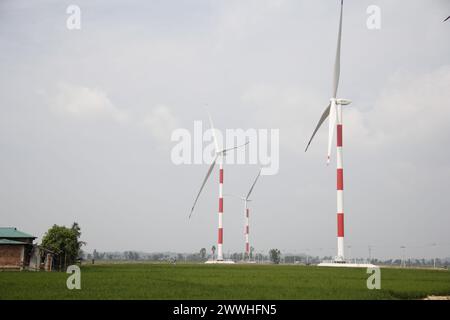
<box><xmin>332</xmin><ymin>0</ymin><xmax>343</xmax><ymax>98</ymax></box>
<box><xmin>189</xmin><ymin>153</ymin><xmax>219</xmax><ymax>218</ymax></box>
<box><xmin>206</xmin><ymin>109</ymin><xmax>220</xmax><ymax>154</ymax></box>
<box><xmin>222</xmin><ymin>140</ymin><xmax>249</xmax><ymax>154</ymax></box>
<box><xmin>246</xmin><ymin>168</ymin><xmax>262</xmax><ymax>200</ymax></box>
<box><xmin>327</xmin><ymin>101</ymin><xmax>337</xmax><ymax>164</ymax></box>
<box><xmin>305</xmin><ymin>103</ymin><xmax>331</xmax><ymax>152</ymax></box>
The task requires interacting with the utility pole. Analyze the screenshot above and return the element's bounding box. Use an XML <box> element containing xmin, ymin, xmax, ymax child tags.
<box><xmin>431</xmin><ymin>243</ymin><xmax>437</xmax><ymax>268</ymax></box>
<box><xmin>400</xmin><ymin>246</ymin><xmax>406</xmax><ymax>268</ymax></box>
<box><xmin>347</xmin><ymin>245</ymin><xmax>352</xmax><ymax>263</ymax></box>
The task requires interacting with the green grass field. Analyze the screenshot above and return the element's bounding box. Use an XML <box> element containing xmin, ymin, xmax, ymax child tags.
<box><xmin>1</xmin><ymin>263</ymin><xmax>449</xmax><ymax>300</ymax></box>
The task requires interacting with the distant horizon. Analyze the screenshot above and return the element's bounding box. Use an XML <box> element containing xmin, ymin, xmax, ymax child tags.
<box><xmin>81</xmin><ymin>249</ymin><xmax>450</xmax><ymax>262</ymax></box>
<box><xmin>5</xmin><ymin>223</ymin><xmax>448</xmax><ymax>261</ymax></box>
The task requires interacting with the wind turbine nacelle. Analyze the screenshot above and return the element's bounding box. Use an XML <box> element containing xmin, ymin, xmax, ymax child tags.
<box><xmin>336</xmin><ymin>99</ymin><xmax>352</xmax><ymax>105</ymax></box>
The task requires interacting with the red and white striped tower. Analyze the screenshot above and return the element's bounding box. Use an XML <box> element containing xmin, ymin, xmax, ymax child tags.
<box><xmin>336</xmin><ymin>103</ymin><xmax>345</xmax><ymax>261</ymax></box>
<box><xmin>217</xmin><ymin>160</ymin><xmax>224</xmax><ymax>261</ymax></box>
<box><xmin>189</xmin><ymin>110</ymin><xmax>249</xmax><ymax>264</ymax></box>
<box><xmin>245</xmin><ymin>202</ymin><xmax>250</xmax><ymax>258</ymax></box>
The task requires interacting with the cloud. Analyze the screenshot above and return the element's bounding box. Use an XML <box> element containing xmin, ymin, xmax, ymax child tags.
<box><xmin>51</xmin><ymin>83</ymin><xmax>129</xmax><ymax>124</ymax></box>
<box><xmin>346</xmin><ymin>65</ymin><xmax>450</xmax><ymax>153</ymax></box>
<box><xmin>142</xmin><ymin>105</ymin><xmax>179</xmax><ymax>144</ymax></box>
<box><xmin>241</xmin><ymin>83</ymin><xmax>325</xmax><ymax>154</ymax></box>
<box><xmin>213</xmin><ymin>0</ymin><xmax>285</xmax><ymax>48</ymax></box>
<box><xmin>240</xmin><ymin>65</ymin><xmax>450</xmax><ymax>163</ymax></box>
<box><xmin>373</xmin><ymin>66</ymin><xmax>450</xmax><ymax>141</ymax></box>
<box><xmin>49</xmin><ymin>83</ymin><xmax>179</xmax><ymax>145</ymax></box>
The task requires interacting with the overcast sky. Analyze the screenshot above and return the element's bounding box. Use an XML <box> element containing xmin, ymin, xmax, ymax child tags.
<box><xmin>1</xmin><ymin>0</ymin><xmax>449</xmax><ymax>259</ymax></box>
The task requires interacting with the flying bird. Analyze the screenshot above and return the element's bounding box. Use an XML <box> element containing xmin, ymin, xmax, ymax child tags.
<box><xmin>444</xmin><ymin>16</ymin><xmax>450</xmax><ymax>22</ymax></box>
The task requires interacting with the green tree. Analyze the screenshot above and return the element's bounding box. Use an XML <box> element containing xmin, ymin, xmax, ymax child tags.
<box><xmin>250</xmin><ymin>246</ymin><xmax>255</xmax><ymax>260</ymax></box>
<box><xmin>71</xmin><ymin>222</ymin><xmax>83</xmax><ymax>257</ymax></box>
<box><xmin>200</xmin><ymin>248</ymin><xmax>207</xmax><ymax>260</ymax></box>
<box><xmin>41</xmin><ymin>222</ymin><xmax>85</xmax><ymax>270</ymax></box>
<box><xmin>269</xmin><ymin>249</ymin><xmax>281</xmax><ymax>264</ymax></box>
<box><xmin>211</xmin><ymin>245</ymin><xmax>216</xmax><ymax>260</ymax></box>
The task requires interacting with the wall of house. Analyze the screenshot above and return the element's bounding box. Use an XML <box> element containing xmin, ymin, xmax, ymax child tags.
<box><xmin>0</xmin><ymin>245</ymin><xmax>23</xmax><ymax>267</ymax></box>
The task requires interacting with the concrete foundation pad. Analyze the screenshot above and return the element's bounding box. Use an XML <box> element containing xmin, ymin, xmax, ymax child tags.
<box><xmin>318</xmin><ymin>262</ymin><xmax>377</xmax><ymax>268</ymax></box>
<box><xmin>205</xmin><ymin>260</ymin><xmax>235</xmax><ymax>264</ymax></box>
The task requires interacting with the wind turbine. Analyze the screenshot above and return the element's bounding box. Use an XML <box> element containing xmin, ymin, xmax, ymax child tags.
<box><xmin>305</xmin><ymin>0</ymin><xmax>351</xmax><ymax>263</ymax></box>
<box><xmin>190</xmin><ymin>110</ymin><xmax>248</xmax><ymax>262</ymax></box>
<box><xmin>226</xmin><ymin>168</ymin><xmax>262</xmax><ymax>261</ymax></box>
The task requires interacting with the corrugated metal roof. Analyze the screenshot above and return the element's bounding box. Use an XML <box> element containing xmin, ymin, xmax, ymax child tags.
<box><xmin>0</xmin><ymin>227</ymin><xmax>36</xmax><ymax>239</ymax></box>
<box><xmin>0</xmin><ymin>239</ymin><xmax>27</xmax><ymax>245</ymax></box>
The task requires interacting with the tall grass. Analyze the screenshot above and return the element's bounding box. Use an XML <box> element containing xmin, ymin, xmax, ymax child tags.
<box><xmin>0</xmin><ymin>264</ymin><xmax>449</xmax><ymax>300</ymax></box>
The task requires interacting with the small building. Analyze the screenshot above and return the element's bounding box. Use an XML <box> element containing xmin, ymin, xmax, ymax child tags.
<box><xmin>0</xmin><ymin>227</ymin><xmax>36</xmax><ymax>270</ymax></box>
<box><xmin>29</xmin><ymin>245</ymin><xmax>58</xmax><ymax>271</ymax></box>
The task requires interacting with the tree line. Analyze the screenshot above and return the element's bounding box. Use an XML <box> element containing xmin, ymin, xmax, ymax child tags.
<box><xmin>39</xmin><ymin>223</ymin><xmax>450</xmax><ymax>268</ymax></box>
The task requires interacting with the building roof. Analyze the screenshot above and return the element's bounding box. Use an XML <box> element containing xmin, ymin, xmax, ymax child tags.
<box><xmin>0</xmin><ymin>239</ymin><xmax>27</xmax><ymax>245</ymax></box>
<box><xmin>0</xmin><ymin>227</ymin><xmax>36</xmax><ymax>239</ymax></box>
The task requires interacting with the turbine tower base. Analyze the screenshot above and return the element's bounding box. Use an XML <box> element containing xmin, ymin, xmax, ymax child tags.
<box><xmin>318</xmin><ymin>260</ymin><xmax>377</xmax><ymax>268</ymax></box>
<box><xmin>205</xmin><ymin>260</ymin><xmax>236</xmax><ymax>264</ymax></box>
